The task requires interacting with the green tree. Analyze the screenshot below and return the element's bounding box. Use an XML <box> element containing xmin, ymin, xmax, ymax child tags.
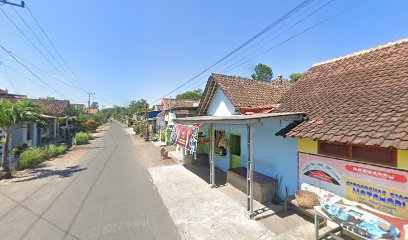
<box><xmin>0</xmin><ymin>99</ymin><xmax>46</xmax><ymax>178</ymax></box>
<box><xmin>176</xmin><ymin>89</ymin><xmax>203</xmax><ymax>100</ymax></box>
<box><xmin>128</xmin><ymin>99</ymin><xmax>148</xmax><ymax>114</ymax></box>
<box><xmin>251</xmin><ymin>63</ymin><xmax>273</xmax><ymax>82</ymax></box>
<box><xmin>289</xmin><ymin>73</ymin><xmax>305</xmax><ymax>83</ymax></box>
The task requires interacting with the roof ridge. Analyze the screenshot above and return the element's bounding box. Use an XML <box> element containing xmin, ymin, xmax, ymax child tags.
<box><xmin>211</xmin><ymin>73</ymin><xmax>253</xmax><ymax>81</ymax></box>
<box><xmin>313</xmin><ymin>38</ymin><xmax>408</xmax><ymax>67</ymax></box>
<box><xmin>211</xmin><ymin>73</ymin><xmax>282</xmax><ymax>87</ymax></box>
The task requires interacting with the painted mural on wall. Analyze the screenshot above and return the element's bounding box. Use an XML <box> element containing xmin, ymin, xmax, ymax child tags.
<box><xmin>299</xmin><ymin>153</ymin><xmax>408</xmax><ymax>219</ymax></box>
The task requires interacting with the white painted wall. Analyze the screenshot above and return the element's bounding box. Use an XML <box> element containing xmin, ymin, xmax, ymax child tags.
<box><xmin>156</xmin><ymin>115</ymin><xmax>165</xmax><ymax>130</ymax></box>
<box><xmin>207</xmin><ymin>89</ymin><xmax>237</xmax><ymax>116</ymax></box>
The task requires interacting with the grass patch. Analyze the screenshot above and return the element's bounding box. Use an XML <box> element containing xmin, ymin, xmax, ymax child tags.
<box><xmin>47</xmin><ymin>144</ymin><xmax>67</xmax><ymax>158</ymax></box>
<box><xmin>72</xmin><ymin>132</ymin><xmax>93</xmax><ymax>145</ymax></box>
<box><xmin>19</xmin><ymin>148</ymin><xmax>48</xmax><ymax>169</ymax></box>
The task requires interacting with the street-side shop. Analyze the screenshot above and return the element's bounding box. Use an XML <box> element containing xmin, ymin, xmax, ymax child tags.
<box><xmin>172</xmin><ymin>74</ymin><xmax>302</xmax><ymax>216</ymax></box>
<box><xmin>277</xmin><ymin>39</ymin><xmax>408</xmax><ymax>239</ymax></box>
<box><xmin>174</xmin><ymin>112</ymin><xmax>305</xmax><ymax>217</ymax></box>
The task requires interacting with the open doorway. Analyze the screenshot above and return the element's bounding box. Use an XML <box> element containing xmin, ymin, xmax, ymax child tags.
<box><xmin>230</xmin><ymin>134</ymin><xmax>241</xmax><ymax>169</ymax></box>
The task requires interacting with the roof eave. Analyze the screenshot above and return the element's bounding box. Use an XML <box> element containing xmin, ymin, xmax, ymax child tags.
<box><xmin>174</xmin><ymin>112</ymin><xmax>306</xmax><ymax>125</ymax></box>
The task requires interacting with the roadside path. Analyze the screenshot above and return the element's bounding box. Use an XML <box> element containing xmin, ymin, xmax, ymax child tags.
<box><xmin>0</xmin><ymin>123</ymin><xmax>179</xmax><ymax>240</ymax></box>
<box><xmin>148</xmin><ymin>164</ymin><xmax>276</xmax><ymax>240</ymax></box>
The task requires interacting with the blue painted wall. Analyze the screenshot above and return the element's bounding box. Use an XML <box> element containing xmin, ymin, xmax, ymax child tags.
<box><xmin>212</xmin><ymin>123</ymin><xmax>248</xmax><ymax>172</ymax></box>
<box><xmin>208</xmin><ymin>120</ymin><xmax>299</xmax><ymax>199</ymax></box>
<box><xmin>252</xmin><ymin>120</ymin><xmax>299</xmax><ymax>198</ymax></box>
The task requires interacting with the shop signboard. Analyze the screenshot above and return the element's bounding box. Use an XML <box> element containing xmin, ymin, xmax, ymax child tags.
<box><xmin>299</xmin><ymin>153</ymin><xmax>408</xmax><ymax>219</ymax></box>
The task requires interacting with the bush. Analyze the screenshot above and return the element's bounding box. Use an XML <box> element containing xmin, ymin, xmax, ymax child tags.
<box><xmin>133</xmin><ymin>126</ymin><xmax>140</xmax><ymax>135</ymax></box>
<box><xmin>80</xmin><ymin>119</ymin><xmax>99</xmax><ymax>133</ymax></box>
<box><xmin>56</xmin><ymin>145</ymin><xmax>67</xmax><ymax>155</ymax></box>
<box><xmin>19</xmin><ymin>148</ymin><xmax>48</xmax><ymax>169</ymax></box>
<box><xmin>47</xmin><ymin>144</ymin><xmax>67</xmax><ymax>157</ymax></box>
<box><xmin>160</xmin><ymin>130</ymin><xmax>166</xmax><ymax>142</ymax></box>
<box><xmin>47</xmin><ymin>144</ymin><xmax>59</xmax><ymax>158</ymax></box>
<box><xmin>72</xmin><ymin>132</ymin><xmax>92</xmax><ymax>145</ymax></box>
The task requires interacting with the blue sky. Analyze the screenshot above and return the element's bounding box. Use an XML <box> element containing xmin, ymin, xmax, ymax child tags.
<box><xmin>0</xmin><ymin>0</ymin><xmax>407</xmax><ymax>107</ymax></box>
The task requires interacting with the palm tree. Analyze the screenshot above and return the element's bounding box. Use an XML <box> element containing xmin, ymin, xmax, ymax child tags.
<box><xmin>0</xmin><ymin>99</ymin><xmax>46</xmax><ymax>178</ymax></box>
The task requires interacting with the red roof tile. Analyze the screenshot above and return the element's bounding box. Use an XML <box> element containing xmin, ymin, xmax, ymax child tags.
<box><xmin>277</xmin><ymin>38</ymin><xmax>408</xmax><ymax>149</ymax></box>
<box><xmin>198</xmin><ymin>74</ymin><xmax>291</xmax><ymax>115</ymax></box>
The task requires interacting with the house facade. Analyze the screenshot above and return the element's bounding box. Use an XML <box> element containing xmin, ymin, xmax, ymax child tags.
<box><xmin>277</xmin><ymin>38</ymin><xmax>408</xmax><ymax>219</ymax></box>
<box><xmin>157</xmin><ymin>98</ymin><xmax>199</xmax><ymax>143</ymax></box>
<box><xmin>1</xmin><ymin>97</ymin><xmax>74</xmax><ymax>151</ymax></box>
<box><xmin>175</xmin><ymin>74</ymin><xmax>301</xmax><ymax>200</ymax></box>
<box><xmin>35</xmin><ymin>99</ymin><xmax>73</xmax><ymax>145</ymax></box>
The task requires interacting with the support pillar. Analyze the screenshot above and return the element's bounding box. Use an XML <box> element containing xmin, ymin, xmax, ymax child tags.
<box><xmin>53</xmin><ymin>118</ymin><xmax>58</xmax><ymax>142</ymax></box>
<box><xmin>246</xmin><ymin>124</ymin><xmax>254</xmax><ymax>218</ymax></box>
<box><xmin>210</xmin><ymin>124</ymin><xmax>215</xmax><ymax>188</ymax></box>
<box><xmin>32</xmin><ymin>123</ymin><xmax>38</xmax><ymax>146</ymax></box>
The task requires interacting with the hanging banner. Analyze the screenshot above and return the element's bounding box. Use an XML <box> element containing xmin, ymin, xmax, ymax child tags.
<box><xmin>299</xmin><ymin>153</ymin><xmax>408</xmax><ymax>219</ymax></box>
<box><xmin>171</xmin><ymin>123</ymin><xmax>199</xmax><ymax>152</ymax></box>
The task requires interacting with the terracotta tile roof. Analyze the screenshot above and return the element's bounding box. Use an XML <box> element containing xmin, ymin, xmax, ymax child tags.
<box><xmin>0</xmin><ymin>90</ymin><xmax>27</xmax><ymax>100</ymax></box>
<box><xmin>162</xmin><ymin>98</ymin><xmax>199</xmax><ymax>110</ymax></box>
<box><xmin>198</xmin><ymin>74</ymin><xmax>291</xmax><ymax>115</ymax></box>
<box><xmin>35</xmin><ymin>99</ymin><xmax>73</xmax><ymax>117</ymax></box>
<box><xmin>238</xmin><ymin>104</ymin><xmax>280</xmax><ymax>115</ymax></box>
<box><xmin>277</xmin><ymin>38</ymin><xmax>408</xmax><ymax>149</ymax></box>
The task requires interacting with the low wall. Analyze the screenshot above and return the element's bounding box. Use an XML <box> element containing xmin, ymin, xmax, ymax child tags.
<box><xmin>227</xmin><ymin>168</ymin><xmax>278</xmax><ymax>204</ymax></box>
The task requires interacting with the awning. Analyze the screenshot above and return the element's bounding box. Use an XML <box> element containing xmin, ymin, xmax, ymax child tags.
<box><xmin>39</xmin><ymin>114</ymin><xmax>56</xmax><ymax>119</ymax></box>
<box><xmin>174</xmin><ymin>112</ymin><xmax>306</xmax><ymax>125</ymax></box>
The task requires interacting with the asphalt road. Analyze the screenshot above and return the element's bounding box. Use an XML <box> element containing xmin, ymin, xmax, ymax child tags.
<box><xmin>0</xmin><ymin>122</ymin><xmax>180</xmax><ymax>240</ymax></box>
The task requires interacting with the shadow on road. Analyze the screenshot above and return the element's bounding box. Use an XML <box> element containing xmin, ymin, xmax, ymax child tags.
<box><xmin>14</xmin><ymin>165</ymin><xmax>87</xmax><ymax>183</ymax></box>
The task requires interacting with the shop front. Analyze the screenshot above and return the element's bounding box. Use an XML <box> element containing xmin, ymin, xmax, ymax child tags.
<box><xmin>174</xmin><ymin>112</ymin><xmax>305</xmax><ymax>217</ymax></box>
<box><xmin>298</xmin><ymin>138</ymin><xmax>408</xmax><ymax>239</ymax></box>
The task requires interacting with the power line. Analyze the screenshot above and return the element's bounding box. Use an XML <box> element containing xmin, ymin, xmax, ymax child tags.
<box><xmin>4</xmin><ymin>62</ymin><xmax>88</xmax><ymax>103</ymax></box>
<box><xmin>0</xmin><ymin>51</ymin><xmax>17</xmax><ymax>93</ymax></box>
<box><xmin>176</xmin><ymin>0</ymin><xmax>364</xmax><ymax>94</ymax></box>
<box><xmin>25</xmin><ymin>4</ymin><xmax>91</xmax><ymax>92</ymax></box>
<box><xmin>0</xmin><ymin>7</ymin><xmax>87</xmax><ymax>93</ymax></box>
<box><xmin>149</xmin><ymin>0</ymin><xmax>315</xmax><ymax>105</ymax></box>
<box><xmin>10</xmin><ymin>6</ymin><xmax>84</xmax><ymax>90</ymax></box>
<box><xmin>3</xmin><ymin>59</ymin><xmax>59</xmax><ymax>91</ymax></box>
<box><xmin>0</xmin><ymin>0</ymin><xmax>24</xmax><ymax>8</ymax></box>
<box><xmin>224</xmin><ymin>0</ymin><xmax>366</xmax><ymax>73</ymax></box>
<box><xmin>221</xmin><ymin>0</ymin><xmax>336</xmax><ymax>73</ymax></box>
<box><xmin>6</xmin><ymin>52</ymin><xmax>88</xmax><ymax>93</ymax></box>
<box><xmin>0</xmin><ymin>45</ymin><xmax>77</xmax><ymax>102</ymax></box>
<box><xmin>170</xmin><ymin>0</ymin><xmax>333</xmax><ymax>97</ymax></box>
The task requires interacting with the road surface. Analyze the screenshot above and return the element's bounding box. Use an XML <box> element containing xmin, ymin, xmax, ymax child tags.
<box><xmin>0</xmin><ymin>122</ymin><xmax>180</xmax><ymax>240</ymax></box>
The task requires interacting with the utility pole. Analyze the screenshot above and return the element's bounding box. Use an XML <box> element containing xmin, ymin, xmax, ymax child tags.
<box><xmin>0</xmin><ymin>0</ymin><xmax>25</xmax><ymax>8</ymax></box>
<box><xmin>87</xmin><ymin>92</ymin><xmax>95</xmax><ymax>113</ymax></box>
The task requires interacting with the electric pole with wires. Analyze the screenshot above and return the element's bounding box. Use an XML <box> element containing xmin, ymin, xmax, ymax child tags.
<box><xmin>87</xmin><ymin>92</ymin><xmax>95</xmax><ymax>113</ymax></box>
<box><xmin>0</xmin><ymin>0</ymin><xmax>25</xmax><ymax>8</ymax></box>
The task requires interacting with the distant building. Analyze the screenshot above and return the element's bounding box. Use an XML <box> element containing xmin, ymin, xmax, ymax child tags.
<box><xmin>71</xmin><ymin>104</ymin><xmax>86</xmax><ymax>112</ymax></box>
<box><xmin>0</xmin><ymin>89</ymin><xmax>26</xmax><ymax>100</ymax></box>
<box><xmin>88</xmin><ymin>108</ymin><xmax>98</xmax><ymax>114</ymax></box>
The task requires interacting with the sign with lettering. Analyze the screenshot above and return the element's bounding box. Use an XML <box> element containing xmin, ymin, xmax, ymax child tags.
<box><xmin>299</xmin><ymin>153</ymin><xmax>408</xmax><ymax>219</ymax></box>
